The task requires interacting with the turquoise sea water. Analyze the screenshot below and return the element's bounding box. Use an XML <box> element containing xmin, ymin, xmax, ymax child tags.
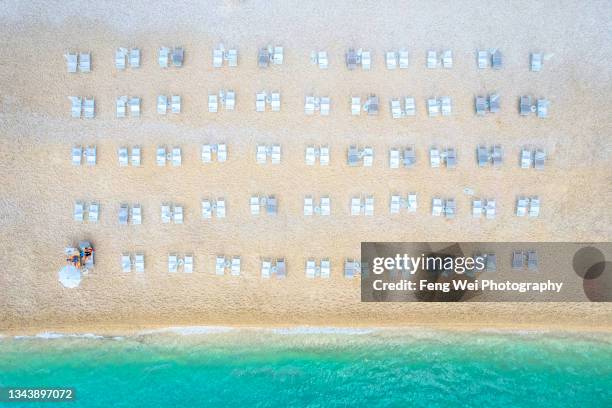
<box><xmin>0</xmin><ymin>328</ymin><xmax>611</xmax><ymax>408</ymax></box>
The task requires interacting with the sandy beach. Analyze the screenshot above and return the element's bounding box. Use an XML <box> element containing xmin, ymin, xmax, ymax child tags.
<box><xmin>0</xmin><ymin>0</ymin><xmax>611</xmax><ymax>334</ymax></box>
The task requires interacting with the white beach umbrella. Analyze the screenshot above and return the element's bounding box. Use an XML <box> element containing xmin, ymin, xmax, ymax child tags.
<box><xmin>58</xmin><ymin>265</ymin><xmax>81</xmax><ymax>288</ymax></box>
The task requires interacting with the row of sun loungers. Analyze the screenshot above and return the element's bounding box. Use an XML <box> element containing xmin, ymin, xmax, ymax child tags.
<box><xmin>73</xmin><ymin>195</ymin><xmax>542</xmax><ymax>223</ymax></box>
<box><xmin>72</xmin><ymin>144</ymin><xmax>546</xmax><ymax>170</ymax></box>
<box><xmin>261</xmin><ymin>258</ymin><xmax>286</xmax><ymax>279</ymax></box>
<box><xmin>71</xmin><ymin>145</ymin><xmax>96</xmax><ymax>165</ymax></box>
<box><xmin>68</xmin><ymin>94</ymin><xmax>550</xmax><ymax>117</ymax></box>
<box><xmin>121</xmin><ymin>252</ymin><xmax>145</xmax><ymax>273</ymax></box>
<box><xmin>168</xmin><ymin>253</ymin><xmax>193</xmax><ymax>273</ymax></box>
<box><xmin>512</xmin><ymin>250</ymin><xmax>538</xmax><ymax>270</ymax></box>
<box><xmin>69</xmin><ymin>97</ymin><xmax>95</xmax><ymax>118</ymax></box>
<box><xmin>70</xmin><ymin>48</ymin><xmax>545</xmax><ymax>71</ymax></box>
<box><xmin>305</xmin><ymin>259</ymin><xmax>331</xmax><ymax>278</ymax></box>
<box><xmin>74</xmin><ymin>201</ymin><xmax>99</xmax><ymax>223</ymax></box>
<box><xmin>216</xmin><ymin>256</ymin><xmax>241</xmax><ymax>275</ymax></box>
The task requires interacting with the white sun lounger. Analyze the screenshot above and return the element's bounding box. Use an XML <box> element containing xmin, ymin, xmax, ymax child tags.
<box><xmin>477</xmin><ymin>50</ymin><xmax>488</xmax><ymax>69</ymax></box>
<box><xmin>118</xmin><ymin>147</ymin><xmax>129</xmax><ymax>166</ymax></box>
<box><xmin>116</xmin><ymin>48</ymin><xmax>127</xmax><ymax>70</ymax></box>
<box><xmin>445</xmin><ymin>147</ymin><xmax>457</xmax><ymax>168</ymax></box>
<box><xmin>485</xmin><ymin>200</ymin><xmax>496</xmax><ymax>219</ymax></box>
<box><xmin>121</xmin><ymin>253</ymin><xmax>132</xmax><ymax>273</ymax></box>
<box><xmin>216</xmin><ymin>256</ymin><xmax>226</xmax><ymax>275</ymax></box>
<box><xmin>516</xmin><ymin>197</ymin><xmax>528</xmax><ymax>217</ymax></box>
<box><xmin>83</xmin><ymin>98</ymin><xmax>95</xmax><ymax>119</ymax></box>
<box><xmin>266</xmin><ymin>196</ymin><xmax>277</xmax><ymax>215</ymax></box>
<box><xmin>213</xmin><ymin>48</ymin><xmax>223</xmax><ymax>68</ymax></box>
<box><xmin>530</xmin><ymin>53</ymin><xmax>542</xmax><ymax>72</ymax></box>
<box><xmin>130</xmin><ymin>146</ymin><xmax>141</xmax><ymax>166</ymax></box>
<box><xmin>427</xmin><ymin>50</ymin><xmax>437</xmax><ymax>68</ymax></box>
<box><xmin>364</xmin><ymin>95</ymin><xmax>378</xmax><ymax>115</ymax></box>
<box><xmin>440</xmin><ymin>97</ymin><xmax>452</xmax><ymax>116</ymax></box>
<box><xmin>445</xmin><ymin>199</ymin><xmax>456</xmax><ymax>219</ymax></box>
<box><xmin>184</xmin><ymin>254</ymin><xmax>193</xmax><ymax>273</ymax></box>
<box><xmin>442</xmin><ymin>50</ymin><xmax>452</xmax><ymax>68</ymax></box>
<box><xmin>231</xmin><ymin>256</ymin><xmax>241</xmax><ymax>276</ymax></box>
<box><xmin>537</xmin><ymin>99</ymin><xmax>549</xmax><ymax>118</ymax></box>
<box><xmin>116</xmin><ymin>96</ymin><xmax>127</xmax><ymax>118</ymax></box>
<box><xmin>407</xmin><ymin>194</ymin><xmax>417</xmax><ymax>212</ymax></box>
<box><xmin>512</xmin><ymin>251</ymin><xmax>524</xmax><ymax>269</ymax></box>
<box><xmin>250</xmin><ymin>196</ymin><xmax>260</xmax><ymax>215</ymax></box>
<box><xmin>386</xmin><ymin>51</ymin><xmax>397</xmax><ymax>69</ymax></box>
<box><xmin>364</xmin><ymin>197</ymin><xmax>374</xmax><ymax>216</ymax></box>
<box><xmin>389</xmin><ymin>149</ymin><xmax>400</xmax><ymax>168</ymax></box>
<box><xmin>129</xmin><ymin>97</ymin><xmax>140</xmax><ymax>117</ymax></box>
<box><xmin>168</xmin><ymin>254</ymin><xmax>178</xmax><ymax>273</ymax></box>
<box><xmin>85</xmin><ymin>146</ymin><xmax>96</xmax><ymax>165</ymax></box>
<box><xmin>520</xmin><ymin>96</ymin><xmax>532</xmax><ymax>115</ymax></box>
<box><xmin>351</xmin><ymin>197</ymin><xmax>361</xmax><ymax>216</ymax></box>
<box><xmin>256</xmin><ymin>92</ymin><xmax>266</xmax><ymax>112</ymax></box>
<box><xmin>158</xmin><ymin>47</ymin><xmax>170</xmax><ymax>68</ymax></box>
<box><xmin>79</xmin><ymin>52</ymin><xmax>91</xmax><ymax>72</ymax></box>
<box><xmin>319</xmin><ymin>259</ymin><xmax>330</xmax><ymax>278</ymax></box>
<box><xmin>527</xmin><ymin>250</ymin><xmax>538</xmax><ymax>270</ymax></box>
<box><xmin>171</xmin><ymin>147</ymin><xmax>181</xmax><ymax>167</ymax></box>
<box><xmin>304</xmin><ymin>196</ymin><xmax>314</xmax><ymax>216</ymax></box>
<box><xmin>273</xmin><ymin>47</ymin><xmax>283</xmax><ymax>64</ymax></box>
<box><xmin>172</xmin><ymin>47</ymin><xmax>183</xmax><ymax>67</ymax></box>
<box><xmin>432</xmin><ymin>198</ymin><xmax>443</xmax><ymax>216</ymax></box>
<box><xmin>173</xmin><ymin>206</ymin><xmax>183</xmax><ymax>224</ymax></box>
<box><xmin>131</xmin><ymin>204</ymin><xmax>142</xmax><ymax>225</ymax></box>
<box><xmin>157</xmin><ymin>147</ymin><xmax>166</xmax><ymax>166</ymax></box>
<box><xmin>472</xmin><ymin>199</ymin><xmax>483</xmax><ymax>217</ymax></box>
<box><xmin>351</xmin><ymin>97</ymin><xmax>361</xmax><ymax>116</ymax></box>
<box><xmin>491</xmin><ymin>49</ymin><xmax>502</xmax><ymax>69</ymax></box>
<box><xmin>430</xmin><ymin>147</ymin><xmax>441</xmax><ymax>168</ymax></box>
<box><xmin>171</xmin><ymin>95</ymin><xmax>181</xmax><ymax>113</ymax></box>
<box><xmin>158</xmin><ymin>95</ymin><xmax>168</xmax><ymax>114</ymax></box>
<box><xmin>201</xmin><ymin>200</ymin><xmax>212</xmax><ymax>219</ymax></box>
<box><xmin>390</xmin><ymin>195</ymin><xmax>401</xmax><ymax>214</ymax></box>
<box><xmin>316</xmin><ymin>51</ymin><xmax>328</xmax><ymax>69</ymax></box>
<box><xmin>216</xmin><ymin>198</ymin><xmax>226</xmax><ymax>218</ymax></box>
<box><xmin>319</xmin><ymin>196</ymin><xmax>330</xmax><ymax>216</ymax></box>
<box><xmin>130</xmin><ymin>48</ymin><xmax>140</xmax><ymax>68</ymax></box>
<box><xmin>74</xmin><ymin>201</ymin><xmax>84</xmax><ymax>222</ymax></box>
<box><xmin>398</xmin><ymin>50</ymin><xmax>409</xmax><ymax>68</ymax></box>
<box><xmin>72</xmin><ymin>146</ymin><xmax>82</xmax><ymax>165</ymax></box>
<box><xmin>65</xmin><ymin>53</ymin><xmax>78</xmax><ymax>73</ymax></box>
<box><xmin>344</xmin><ymin>259</ymin><xmax>359</xmax><ymax>278</ymax></box>
<box><xmin>208</xmin><ymin>94</ymin><xmax>218</xmax><ymax>113</ymax></box>
<box><xmin>161</xmin><ymin>204</ymin><xmax>171</xmax><ymax>223</ymax></box>
<box><xmin>529</xmin><ymin>197</ymin><xmax>540</xmax><ymax>217</ymax></box>
<box><xmin>271</xmin><ymin>93</ymin><xmax>281</xmax><ymax>111</ymax></box>
<box><xmin>520</xmin><ymin>148</ymin><xmax>532</xmax><ymax>168</ymax></box>
<box><xmin>534</xmin><ymin>149</ymin><xmax>545</xmax><ymax>170</ymax></box>
<box><xmin>134</xmin><ymin>253</ymin><xmax>144</xmax><ymax>272</ymax></box>
<box><xmin>427</xmin><ymin>98</ymin><xmax>439</xmax><ymax>117</ymax></box>
<box><xmin>70</xmin><ymin>96</ymin><xmax>82</xmax><ymax>118</ymax></box>
<box><xmin>305</xmin><ymin>259</ymin><xmax>316</xmax><ymax>278</ymax></box>
<box><xmin>118</xmin><ymin>204</ymin><xmax>129</xmax><ymax>225</ymax></box>
<box><xmin>261</xmin><ymin>259</ymin><xmax>271</xmax><ymax>278</ymax></box>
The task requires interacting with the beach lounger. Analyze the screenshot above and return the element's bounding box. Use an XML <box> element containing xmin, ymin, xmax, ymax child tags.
<box><xmin>491</xmin><ymin>49</ymin><xmax>502</xmax><ymax>69</ymax></box>
<box><xmin>527</xmin><ymin>250</ymin><xmax>538</xmax><ymax>270</ymax></box>
<box><xmin>529</xmin><ymin>197</ymin><xmax>540</xmax><ymax>217</ymax></box>
<box><xmin>346</xmin><ymin>49</ymin><xmax>358</xmax><ymax>70</ymax></box>
<box><xmin>361</xmin><ymin>51</ymin><xmax>371</xmax><ymax>70</ymax></box>
<box><xmin>130</xmin><ymin>48</ymin><xmax>140</xmax><ymax>68</ymax></box>
<box><xmin>159</xmin><ymin>47</ymin><xmax>169</xmax><ymax>68</ymax></box>
<box><xmin>407</xmin><ymin>194</ymin><xmax>417</xmax><ymax>212</ymax></box>
<box><xmin>351</xmin><ymin>97</ymin><xmax>361</xmax><ymax>115</ymax></box>
<box><xmin>386</xmin><ymin>51</ymin><xmax>397</xmax><ymax>69</ymax></box>
<box><xmin>65</xmin><ymin>53</ymin><xmax>78</xmax><ymax>73</ymax></box>
<box><xmin>520</xmin><ymin>96</ymin><xmax>532</xmax><ymax>115</ymax></box>
<box><xmin>266</xmin><ymin>196</ymin><xmax>277</xmax><ymax>215</ymax></box>
<box><xmin>261</xmin><ymin>259</ymin><xmax>272</xmax><ymax>278</ymax></box>
<box><xmin>389</xmin><ymin>148</ymin><xmax>400</xmax><ymax>168</ymax></box>
<box><xmin>475</xmin><ymin>96</ymin><xmax>487</xmax><ymax>116</ymax></box>
<box><xmin>537</xmin><ymin>99</ymin><xmax>549</xmax><ymax>118</ymax></box>
<box><xmin>390</xmin><ymin>195</ymin><xmax>401</xmax><ymax>214</ymax></box>
<box><xmin>74</xmin><ymin>201</ymin><xmax>84</xmax><ymax>222</ymax></box>
<box><xmin>445</xmin><ymin>199</ymin><xmax>456</xmax><ymax>219</ymax></box>
<box><xmin>472</xmin><ymin>199</ymin><xmax>483</xmax><ymax>217</ymax></box>
<box><xmin>273</xmin><ymin>47</ymin><xmax>283</xmax><ymax>65</ymax></box>
<box><xmin>213</xmin><ymin>46</ymin><xmax>223</xmax><ymax>68</ymax></box>
<box><xmin>430</xmin><ymin>147</ymin><xmax>441</xmax><ymax>168</ymax></box>
<box><xmin>432</xmin><ymin>198</ymin><xmax>443</xmax><ymax>216</ymax></box>
<box><xmin>172</xmin><ymin>47</ymin><xmax>183</xmax><ymax>67</ymax></box>
<box><xmin>157</xmin><ymin>95</ymin><xmax>168</xmax><ymax>114</ymax></box>
<box><xmin>231</xmin><ymin>257</ymin><xmax>241</xmax><ymax>276</ymax></box>
<box><xmin>79</xmin><ymin>52</ymin><xmax>91</xmax><ymax>72</ymax></box>
<box><xmin>445</xmin><ymin>147</ymin><xmax>457</xmax><ymax>168</ymax></box>
<box><xmin>161</xmin><ymin>204</ymin><xmax>171</xmax><ymax>223</ymax></box>
<box><xmin>347</xmin><ymin>145</ymin><xmax>360</xmax><ymax>166</ymax></box>
<box><xmin>86</xmin><ymin>146</ymin><xmax>96</xmax><ymax>165</ymax></box>
<box><xmin>516</xmin><ymin>197</ymin><xmax>528</xmax><ymax>217</ymax></box>
<box><xmin>492</xmin><ymin>145</ymin><xmax>503</xmax><ymax>167</ymax></box>
<box><xmin>116</xmin><ymin>96</ymin><xmax>127</xmax><ymax>118</ymax></box>
<box><xmin>306</xmin><ymin>259</ymin><xmax>316</xmax><ymax>278</ymax></box>
<box><xmin>72</xmin><ymin>146</ymin><xmax>82</xmax><ymax>165</ymax></box>
<box><xmin>440</xmin><ymin>97</ymin><xmax>452</xmax><ymax>116</ymax></box>
<box><xmin>156</xmin><ymin>147</ymin><xmax>166</xmax><ymax>166</ymax></box>
<box><xmin>171</xmin><ymin>95</ymin><xmax>181</xmax><ymax>113</ymax></box>
<box><xmin>344</xmin><ymin>259</ymin><xmax>359</xmax><ymax>278</ymax></box>
<box><xmin>118</xmin><ymin>147</ymin><xmax>128</xmax><ymax>166</ymax></box>
<box><xmin>319</xmin><ymin>97</ymin><xmax>330</xmax><ymax>115</ymax></box>
<box><xmin>129</xmin><ymin>97</ymin><xmax>141</xmax><ymax>117</ymax></box>
<box><xmin>202</xmin><ymin>200</ymin><xmax>212</xmax><ymax>219</ymax></box>
<box><xmin>168</xmin><ymin>254</ymin><xmax>178</xmax><ymax>273</ymax></box>
<box><xmin>305</xmin><ymin>96</ymin><xmax>315</xmax><ymax>115</ymax></box>
<box><xmin>87</xmin><ymin>202</ymin><xmax>99</xmax><ymax>222</ymax></box>
<box><xmin>489</xmin><ymin>94</ymin><xmax>500</xmax><ymax>113</ymax></box>
<box><xmin>131</xmin><ymin>204</ymin><xmax>142</xmax><ymax>225</ymax></box>
<box><xmin>442</xmin><ymin>50</ymin><xmax>453</xmax><ymax>68</ymax></box>
<box><xmin>317</xmin><ymin>51</ymin><xmax>328</xmax><ymax>69</ymax></box>
<box><xmin>319</xmin><ymin>146</ymin><xmax>330</xmax><ymax>166</ymax></box>
<box><xmin>351</xmin><ymin>197</ymin><xmax>361</xmax><ymax>216</ymax></box>
<box><xmin>276</xmin><ymin>259</ymin><xmax>286</xmax><ymax>279</ymax></box>
<box><xmin>121</xmin><ymin>253</ymin><xmax>132</xmax><ymax>273</ymax></box>
<box><xmin>512</xmin><ymin>251</ymin><xmax>524</xmax><ymax>269</ymax></box>
<box><xmin>364</xmin><ymin>196</ymin><xmax>374</xmax><ymax>216</ymax></box>
<box><xmin>390</xmin><ymin>99</ymin><xmax>402</xmax><ymax>119</ymax></box>
<box><xmin>398</xmin><ymin>50</ymin><xmax>409</xmax><ymax>68</ymax></box>
<box><xmin>119</xmin><ymin>204</ymin><xmax>129</xmax><ymax>225</ymax></box>
<box><xmin>485</xmin><ymin>200</ymin><xmax>496</xmax><ymax>219</ymax></box>
<box><xmin>320</xmin><ymin>259</ymin><xmax>331</xmax><ymax>278</ymax></box>
<box><xmin>256</xmin><ymin>92</ymin><xmax>266</xmax><ymax>112</ymax></box>
<box><xmin>304</xmin><ymin>196</ymin><xmax>314</xmax><ymax>216</ymax></box>
<box><xmin>520</xmin><ymin>148</ymin><xmax>532</xmax><ymax>168</ymax></box>
<box><xmin>271</xmin><ymin>144</ymin><xmax>281</xmax><ymax>163</ymax></box>
<box><xmin>364</xmin><ymin>95</ymin><xmax>378</xmax><ymax>115</ymax></box>
<box><xmin>83</xmin><ymin>98</ymin><xmax>94</xmax><ymax>119</ymax></box>
<box><xmin>171</xmin><ymin>147</ymin><xmax>181</xmax><ymax>167</ymax></box>
<box><xmin>271</xmin><ymin>93</ymin><xmax>281</xmax><ymax>112</ymax></box>
<box><xmin>320</xmin><ymin>196</ymin><xmax>331</xmax><ymax>216</ymax></box>
<box><xmin>216</xmin><ymin>198</ymin><xmax>226</xmax><ymax>218</ymax></box>
<box><xmin>173</xmin><ymin>206</ymin><xmax>183</xmax><ymax>224</ymax></box>
<box><xmin>534</xmin><ymin>149</ymin><xmax>545</xmax><ymax>170</ymax></box>
<box><xmin>477</xmin><ymin>145</ymin><xmax>488</xmax><ymax>167</ymax></box>
<box><xmin>130</xmin><ymin>146</ymin><xmax>141</xmax><ymax>166</ymax></box>
<box><xmin>69</xmin><ymin>96</ymin><xmax>82</xmax><ymax>118</ymax></box>
<box><xmin>116</xmin><ymin>48</ymin><xmax>127</xmax><ymax>70</ymax></box>
<box><xmin>217</xmin><ymin>144</ymin><xmax>227</xmax><ymax>162</ymax></box>
<box><xmin>362</xmin><ymin>147</ymin><xmax>373</xmax><ymax>166</ymax></box>
<box><xmin>208</xmin><ymin>94</ymin><xmax>218</xmax><ymax>113</ymax></box>
<box><xmin>530</xmin><ymin>53</ymin><xmax>542</xmax><ymax>72</ymax></box>
<box><xmin>477</xmin><ymin>50</ymin><xmax>488</xmax><ymax>69</ymax></box>
<box><xmin>258</xmin><ymin>48</ymin><xmax>270</xmax><ymax>67</ymax></box>
<box><xmin>134</xmin><ymin>253</ymin><xmax>144</xmax><ymax>272</ymax></box>
<box><xmin>216</xmin><ymin>256</ymin><xmax>226</xmax><ymax>275</ymax></box>
<box><xmin>403</xmin><ymin>146</ymin><xmax>416</xmax><ymax>167</ymax></box>
<box><xmin>224</xmin><ymin>91</ymin><xmax>236</xmax><ymax>111</ymax></box>
<box><xmin>404</xmin><ymin>97</ymin><xmax>416</xmax><ymax>116</ymax></box>
<box><xmin>427</xmin><ymin>50</ymin><xmax>437</xmax><ymax>68</ymax></box>
<box><xmin>250</xmin><ymin>196</ymin><xmax>260</xmax><ymax>215</ymax></box>
<box><xmin>256</xmin><ymin>145</ymin><xmax>267</xmax><ymax>164</ymax></box>
<box><xmin>427</xmin><ymin>98</ymin><xmax>439</xmax><ymax>117</ymax></box>
<box><xmin>184</xmin><ymin>254</ymin><xmax>193</xmax><ymax>273</ymax></box>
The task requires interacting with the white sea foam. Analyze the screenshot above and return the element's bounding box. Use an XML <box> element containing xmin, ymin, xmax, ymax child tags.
<box><xmin>268</xmin><ymin>327</ymin><xmax>375</xmax><ymax>335</ymax></box>
<box><xmin>137</xmin><ymin>326</ymin><xmax>237</xmax><ymax>336</ymax></box>
<box><xmin>13</xmin><ymin>332</ymin><xmax>106</xmax><ymax>340</ymax></box>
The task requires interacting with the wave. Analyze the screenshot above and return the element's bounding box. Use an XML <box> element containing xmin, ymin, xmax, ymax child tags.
<box><xmin>137</xmin><ymin>326</ymin><xmax>237</xmax><ymax>336</ymax></box>
<box><xmin>268</xmin><ymin>327</ymin><xmax>376</xmax><ymax>335</ymax></box>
